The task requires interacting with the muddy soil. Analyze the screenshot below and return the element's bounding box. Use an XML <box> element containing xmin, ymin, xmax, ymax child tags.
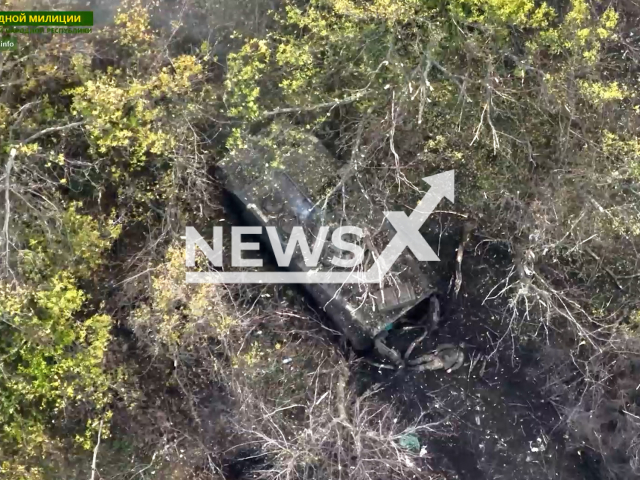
<box><xmin>353</xmin><ymin>217</ymin><xmax>601</xmax><ymax>480</ymax></box>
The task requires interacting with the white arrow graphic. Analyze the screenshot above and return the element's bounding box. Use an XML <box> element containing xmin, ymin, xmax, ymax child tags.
<box><xmin>408</xmin><ymin>170</ymin><xmax>455</xmax><ymax>223</ymax></box>
<box><xmin>364</xmin><ymin>170</ymin><xmax>455</xmax><ymax>282</ymax></box>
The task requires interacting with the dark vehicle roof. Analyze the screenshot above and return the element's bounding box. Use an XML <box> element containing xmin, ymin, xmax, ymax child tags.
<box><xmin>218</xmin><ymin>125</ymin><xmax>434</xmax><ymax>350</ymax></box>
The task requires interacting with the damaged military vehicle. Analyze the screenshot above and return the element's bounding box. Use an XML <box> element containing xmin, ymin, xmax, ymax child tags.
<box><xmin>217</xmin><ymin>125</ymin><xmax>446</xmax><ymax>355</ymax></box>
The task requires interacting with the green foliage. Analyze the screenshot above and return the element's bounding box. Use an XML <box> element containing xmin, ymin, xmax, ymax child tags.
<box><xmin>129</xmin><ymin>243</ymin><xmax>235</xmax><ymax>353</ymax></box>
<box><xmin>113</xmin><ymin>0</ymin><xmax>156</xmax><ymax>48</ymax></box>
<box><xmin>532</xmin><ymin>0</ymin><xmax>617</xmax><ymax>63</ymax></box>
<box><xmin>578</xmin><ymin>79</ymin><xmax>627</xmax><ymax>105</ymax></box>
<box><xmin>0</xmin><ymin>0</ymin><xmax>217</xmax><ymax>474</ymax></box>
<box><xmin>68</xmin><ymin>53</ymin><xmax>204</xmax><ymax>166</ymax></box>
<box><xmin>21</xmin><ymin>202</ymin><xmax>121</xmax><ymax>282</ymax></box>
<box><xmin>0</xmin><ymin>0</ymin><xmax>638</xmax><ymax>477</ymax></box>
<box><xmin>222</xmin><ymin>6</ymin><xmax>640</xmax><ymax>477</ymax></box>
<box><xmin>224</xmin><ymin>0</ymin><xmax>637</xmax><ymax>254</ymax></box>
<box><xmin>450</xmin><ymin>0</ymin><xmax>555</xmax><ymax>27</ymax></box>
<box><xmin>0</xmin><ymin>266</ymin><xmax>114</xmax><ymax>474</ymax></box>
<box><xmin>0</xmin><ymin>193</ymin><xmax>118</xmax><ymax>477</ymax></box>
<box><xmin>225</xmin><ymin>39</ymin><xmax>272</xmax><ymax>120</ymax></box>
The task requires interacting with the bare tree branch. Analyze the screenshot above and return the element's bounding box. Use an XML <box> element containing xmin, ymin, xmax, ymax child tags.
<box><xmin>21</xmin><ymin>120</ymin><xmax>86</xmax><ymax>145</ymax></box>
<box><xmin>3</xmin><ymin>148</ymin><xmax>15</xmax><ymax>277</ymax></box>
<box><xmin>261</xmin><ymin>91</ymin><xmax>370</xmax><ymax>118</ymax></box>
<box><xmin>89</xmin><ymin>418</ymin><xmax>104</xmax><ymax>480</ymax></box>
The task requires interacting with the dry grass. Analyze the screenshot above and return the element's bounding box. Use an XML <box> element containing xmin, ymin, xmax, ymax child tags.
<box><xmin>229</xmin><ymin>355</ymin><xmax>444</xmax><ymax>480</ymax></box>
<box><xmin>104</xmin><ymin>243</ymin><xmax>446</xmax><ymax>479</ymax></box>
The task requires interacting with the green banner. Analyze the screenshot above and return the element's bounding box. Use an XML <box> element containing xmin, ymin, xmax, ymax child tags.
<box><xmin>0</xmin><ymin>11</ymin><xmax>93</xmax><ymax>26</ymax></box>
<box><xmin>0</xmin><ymin>37</ymin><xmax>17</xmax><ymax>50</ymax></box>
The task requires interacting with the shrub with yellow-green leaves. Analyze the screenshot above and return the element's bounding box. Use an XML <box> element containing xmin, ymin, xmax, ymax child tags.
<box><xmin>129</xmin><ymin>243</ymin><xmax>236</xmax><ymax>355</ymax></box>
<box><xmin>0</xmin><ymin>0</ymin><xmax>216</xmax><ymax>475</ymax></box>
<box><xmin>68</xmin><ymin>53</ymin><xmax>204</xmax><ymax>167</ymax></box>
<box><xmin>0</xmin><ymin>206</ymin><xmax>119</xmax><ymax>476</ymax></box>
<box><xmin>64</xmin><ymin>0</ymin><xmax>214</xmax><ymax>221</ymax></box>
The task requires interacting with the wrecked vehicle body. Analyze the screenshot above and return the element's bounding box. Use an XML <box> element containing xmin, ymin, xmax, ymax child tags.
<box><xmin>217</xmin><ymin>126</ymin><xmax>438</xmax><ymax>352</ymax></box>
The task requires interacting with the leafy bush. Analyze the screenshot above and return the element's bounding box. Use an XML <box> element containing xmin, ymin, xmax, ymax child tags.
<box><xmin>0</xmin><ymin>0</ymin><xmax>215</xmax><ymax>475</ymax></box>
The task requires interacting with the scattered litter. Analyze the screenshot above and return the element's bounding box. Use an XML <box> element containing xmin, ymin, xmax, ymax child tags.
<box><xmin>398</xmin><ymin>434</ymin><xmax>421</xmax><ymax>453</ymax></box>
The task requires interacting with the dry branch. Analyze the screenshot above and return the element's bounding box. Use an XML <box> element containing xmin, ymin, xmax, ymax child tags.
<box><xmin>21</xmin><ymin>120</ymin><xmax>86</xmax><ymax>145</ymax></box>
<box><xmin>261</xmin><ymin>91</ymin><xmax>370</xmax><ymax>118</ymax></box>
<box><xmin>453</xmin><ymin>221</ymin><xmax>474</xmax><ymax>297</ymax></box>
